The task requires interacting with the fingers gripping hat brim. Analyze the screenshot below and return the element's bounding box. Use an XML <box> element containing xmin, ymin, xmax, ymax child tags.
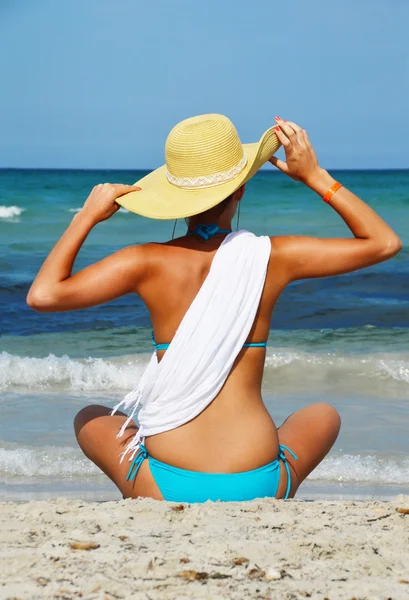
<box><xmin>116</xmin><ymin>126</ymin><xmax>281</xmax><ymax>220</ymax></box>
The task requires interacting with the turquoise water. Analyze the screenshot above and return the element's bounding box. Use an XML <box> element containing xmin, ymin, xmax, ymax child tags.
<box><xmin>1</xmin><ymin>168</ymin><xmax>409</xmax><ymax>499</ymax></box>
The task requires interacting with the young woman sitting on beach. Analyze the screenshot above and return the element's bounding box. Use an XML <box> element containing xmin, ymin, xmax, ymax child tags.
<box><xmin>27</xmin><ymin>115</ymin><xmax>402</xmax><ymax>502</ymax></box>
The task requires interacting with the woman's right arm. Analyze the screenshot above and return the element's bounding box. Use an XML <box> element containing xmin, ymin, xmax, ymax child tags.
<box><xmin>269</xmin><ymin>119</ymin><xmax>402</xmax><ymax>282</ymax></box>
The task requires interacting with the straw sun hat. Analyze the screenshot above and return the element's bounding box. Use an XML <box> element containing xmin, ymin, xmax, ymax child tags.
<box><xmin>117</xmin><ymin>113</ymin><xmax>281</xmax><ymax>220</ymax></box>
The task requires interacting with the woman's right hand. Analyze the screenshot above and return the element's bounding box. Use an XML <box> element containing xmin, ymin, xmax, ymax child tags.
<box><xmin>80</xmin><ymin>183</ymin><xmax>141</xmax><ymax>225</ymax></box>
<box><xmin>269</xmin><ymin>118</ymin><xmax>324</xmax><ymax>187</ymax></box>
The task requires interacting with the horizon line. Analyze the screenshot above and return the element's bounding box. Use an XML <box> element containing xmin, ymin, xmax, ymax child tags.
<box><xmin>1</xmin><ymin>167</ymin><xmax>408</xmax><ymax>173</ymax></box>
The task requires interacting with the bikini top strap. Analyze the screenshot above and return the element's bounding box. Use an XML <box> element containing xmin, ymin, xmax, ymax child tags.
<box><xmin>187</xmin><ymin>224</ymin><xmax>232</xmax><ymax>241</ymax></box>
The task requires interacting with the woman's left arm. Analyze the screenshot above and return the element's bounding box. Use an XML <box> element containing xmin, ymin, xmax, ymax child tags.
<box><xmin>27</xmin><ymin>183</ymin><xmax>143</xmax><ymax>312</ymax></box>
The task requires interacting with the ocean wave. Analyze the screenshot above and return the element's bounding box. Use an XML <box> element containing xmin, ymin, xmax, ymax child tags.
<box><xmin>1</xmin><ymin>350</ymin><xmax>409</xmax><ymax>393</ymax></box>
<box><xmin>68</xmin><ymin>207</ymin><xmax>128</xmax><ymax>213</ymax></box>
<box><xmin>0</xmin><ymin>446</ymin><xmax>99</xmax><ymax>478</ymax></box>
<box><xmin>0</xmin><ymin>351</ymin><xmax>146</xmax><ymax>393</ymax></box>
<box><xmin>0</xmin><ymin>445</ymin><xmax>408</xmax><ymax>485</ymax></box>
<box><xmin>0</xmin><ymin>205</ymin><xmax>24</xmax><ymax>219</ymax></box>
<box><xmin>377</xmin><ymin>359</ymin><xmax>409</xmax><ymax>384</ymax></box>
<box><xmin>264</xmin><ymin>349</ymin><xmax>409</xmax><ymax>389</ymax></box>
<box><xmin>309</xmin><ymin>453</ymin><xmax>409</xmax><ymax>484</ymax></box>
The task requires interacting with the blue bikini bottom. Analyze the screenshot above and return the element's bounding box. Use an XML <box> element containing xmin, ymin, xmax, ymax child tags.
<box><xmin>126</xmin><ymin>444</ymin><xmax>297</xmax><ymax>502</ymax></box>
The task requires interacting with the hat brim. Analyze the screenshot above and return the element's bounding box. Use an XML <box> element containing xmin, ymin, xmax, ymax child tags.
<box><xmin>116</xmin><ymin>125</ymin><xmax>281</xmax><ymax>220</ymax></box>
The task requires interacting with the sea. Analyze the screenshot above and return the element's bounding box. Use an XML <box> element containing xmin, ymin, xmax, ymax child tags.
<box><xmin>1</xmin><ymin>168</ymin><xmax>408</xmax><ymax>501</ymax></box>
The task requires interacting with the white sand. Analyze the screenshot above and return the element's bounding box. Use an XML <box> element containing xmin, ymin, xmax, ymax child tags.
<box><xmin>1</xmin><ymin>497</ymin><xmax>409</xmax><ymax>600</ymax></box>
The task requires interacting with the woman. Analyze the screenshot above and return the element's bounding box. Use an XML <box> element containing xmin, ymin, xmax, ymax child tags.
<box><xmin>27</xmin><ymin>115</ymin><xmax>402</xmax><ymax>502</ymax></box>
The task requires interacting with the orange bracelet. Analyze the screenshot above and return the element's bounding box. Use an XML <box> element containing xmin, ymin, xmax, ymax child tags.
<box><xmin>323</xmin><ymin>182</ymin><xmax>343</xmax><ymax>203</ymax></box>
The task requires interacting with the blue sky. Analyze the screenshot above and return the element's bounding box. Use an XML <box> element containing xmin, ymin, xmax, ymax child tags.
<box><xmin>1</xmin><ymin>0</ymin><xmax>408</xmax><ymax>169</ymax></box>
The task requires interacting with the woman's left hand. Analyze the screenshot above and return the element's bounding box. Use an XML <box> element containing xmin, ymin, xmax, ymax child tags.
<box><xmin>80</xmin><ymin>183</ymin><xmax>141</xmax><ymax>224</ymax></box>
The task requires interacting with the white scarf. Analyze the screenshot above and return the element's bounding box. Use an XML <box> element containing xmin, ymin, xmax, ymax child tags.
<box><xmin>112</xmin><ymin>230</ymin><xmax>271</xmax><ymax>460</ymax></box>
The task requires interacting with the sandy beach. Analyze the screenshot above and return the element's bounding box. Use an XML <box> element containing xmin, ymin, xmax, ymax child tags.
<box><xmin>1</xmin><ymin>497</ymin><xmax>409</xmax><ymax>600</ymax></box>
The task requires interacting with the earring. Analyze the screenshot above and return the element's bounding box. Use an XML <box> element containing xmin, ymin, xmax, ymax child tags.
<box><xmin>236</xmin><ymin>201</ymin><xmax>241</xmax><ymax>231</ymax></box>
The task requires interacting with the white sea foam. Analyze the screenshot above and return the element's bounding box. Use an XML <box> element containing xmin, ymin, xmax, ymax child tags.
<box><xmin>1</xmin><ymin>350</ymin><xmax>409</xmax><ymax>393</ymax></box>
<box><xmin>68</xmin><ymin>207</ymin><xmax>128</xmax><ymax>213</ymax></box>
<box><xmin>0</xmin><ymin>446</ymin><xmax>99</xmax><ymax>478</ymax></box>
<box><xmin>264</xmin><ymin>349</ymin><xmax>409</xmax><ymax>386</ymax></box>
<box><xmin>0</xmin><ymin>351</ymin><xmax>147</xmax><ymax>393</ymax></box>
<box><xmin>0</xmin><ymin>205</ymin><xmax>24</xmax><ymax>219</ymax></box>
<box><xmin>377</xmin><ymin>359</ymin><xmax>409</xmax><ymax>384</ymax></box>
<box><xmin>0</xmin><ymin>445</ymin><xmax>408</xmax><ymax>484</ymax></box>
<box><xmin>309</xmin><ymin>453</ymin><xmax>409</xmax><ymax>484</ymax></box>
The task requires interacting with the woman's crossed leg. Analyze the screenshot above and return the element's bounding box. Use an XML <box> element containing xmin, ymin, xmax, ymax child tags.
<box><xmin>276</xmin><ymin>402</ymin><xmax>341</xmax><ymax>498</ymax></box>
<box><xmin>74</xmin><ymin>405</ymin><xmax>163</xmax><ymax>500</ymax></box>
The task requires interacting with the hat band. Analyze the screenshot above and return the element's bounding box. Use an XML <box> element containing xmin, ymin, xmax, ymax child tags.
<box><xmin>166</xmin><ymin>154</ymin><xmax>248</xmax><ymax>190</ymax></box>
